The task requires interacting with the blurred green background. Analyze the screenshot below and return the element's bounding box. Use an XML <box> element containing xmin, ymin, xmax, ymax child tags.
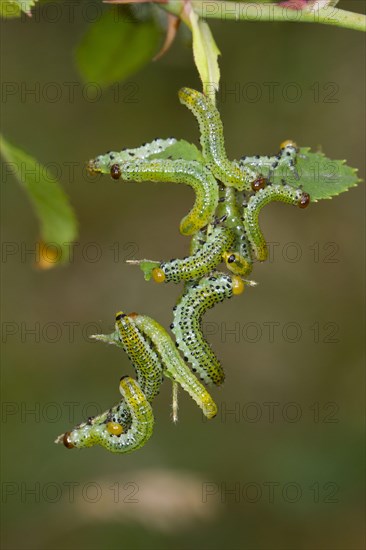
<box><xmin>1</xmin><ymin>1</ymin><xmax>365</xmax><ymax>548</ymax></box>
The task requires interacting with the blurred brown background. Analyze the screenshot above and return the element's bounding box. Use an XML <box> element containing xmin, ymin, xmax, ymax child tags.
<box><xmin>1</xmin><ymin>1</ymin><xmax>365</xmax><ymax>548</ymax></box>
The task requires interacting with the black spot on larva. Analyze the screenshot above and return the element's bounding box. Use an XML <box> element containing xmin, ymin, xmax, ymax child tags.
<box><xmin>116</xmin><ymin>313</ymin><xmax>126</xmax><ymax>321</ymax></box>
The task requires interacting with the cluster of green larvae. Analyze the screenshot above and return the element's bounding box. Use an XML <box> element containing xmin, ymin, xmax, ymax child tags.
<box><xmin>55</xmin><ymin>88</ymin><xmax>310</xmax><ymax>454</ymax></box>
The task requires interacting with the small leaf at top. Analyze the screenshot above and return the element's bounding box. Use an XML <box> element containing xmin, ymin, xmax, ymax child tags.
<box><xmin>188</xmin><ymin>8</ymin><xmax>221</xmax><ymax>103</ymax></box>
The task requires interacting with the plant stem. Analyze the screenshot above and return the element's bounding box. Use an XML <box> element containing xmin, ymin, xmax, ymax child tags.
<box><xmin>162</xmin><ymin>2</ymin><xmax>366</xmax><ymax>32</ymax></box>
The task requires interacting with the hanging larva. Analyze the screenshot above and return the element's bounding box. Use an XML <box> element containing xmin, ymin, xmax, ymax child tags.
<box><xmin>171</xmin><ymin>272</ymin><xmax>245</xmax><ymax>386</ymax></box>
<box><xmin>236</xmin><ymin>140</ymin><xmax>299</xmax><ymax>182</ymax></box>
<box><xmin>114</xmin><ymin>311</ymin><xmax>164</xmax><ymax>402</ymax></box>
<box><xmin>88</xmin><ymin>157</ymin><xmax>219</xmax><ymax>236</ymax></box>
<box><xmin>179</xmin><ymin>87</ymin><xmax>260</xmax><ymax>191</ymax></box>
<box><xmin>60</xmin><ymin>86</ymin><xmax>316</xmax><ymax>457</ymax></box>
<box><xmin>55</xmin><ymin>377</ymin><xmax>154</xmax><ymax>454</ymax></box>
<box><xmin>135</xmin><ymin>226</ymin><xmax>235</xmax><ymax>283</ymax></box>
<box><xmin>88</xmin><ymin>138</ymin><xmax>177</xmax><ymax>173</ymax></box>
<box><xmin>127</xmin><ymin>312</ymin><xmax>218</xmax><ymax>419</ymax></box>
<box><xmin>243</xmin><ymin>183</ymin><xmax>310</xmax><ymax>261</ymax></box>
<box><xmin>216</xmin><ymin>185</ymin><xmax>253</xmax><ymax>276</ymax></box>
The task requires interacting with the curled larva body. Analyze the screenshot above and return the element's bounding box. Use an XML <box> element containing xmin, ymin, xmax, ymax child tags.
<box><xmin>171</xmin><ymin>272</ymin><xmax>244</xmax><ymax>386</ymax></box>
<box><xmin>141</xmin><ymin>227</ymin><xmax>235</xmax><ymax>283</ymax></box>
<box><xmin>243</xmin><ymin>184</ymin><xmax>310</xmax><ymax>261</ymax></box>
<box><xmin>88</xmin><ymin>138</ymin><xmax>177</xmax><ymax>170</ymax></box>
<box><xmin>178</xmin><ymin>87</ymin><xmax>256</xmax><ymax>191</ymax></box>
<box><xmin>56</xmin><ymin>377</ymin><xmax>154</xmax><ymax>454</ymax></box>
<box><xmin>128</xmin><ymin>313</ymin><xmax>218</xmax><ymax>419</ymax></box>
<box><xmin>115</xmin><ymin>312</ymin><xmax>163</xmax><ymax>402</ymax></box>
<box><xmin>88</xmin><ymin>157</ymin><xmax>219</xmax><ymax>236</ymax></box>
<box><xmin>217</xmin><ymin>186</ymin><xmax>253</xmax><ymax>275</ymax></box>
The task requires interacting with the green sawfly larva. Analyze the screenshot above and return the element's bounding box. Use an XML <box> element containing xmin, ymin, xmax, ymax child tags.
<box><xmin>171</xmin><ymin>272</ymin><xmax>245</xmax><ymax>386</ymax></box>
<box><xmin>179</xmin><ymin>87</ymin><xmax>260</xmax><ymax>191</ymax></box>
<box><xmin>88</xmin><ymin>156</ymin><xmax>218</xmax><ymax>236</ymax></box>
<box><xmin>127</xmin><ymin>312</ymin><xmax>218</xmax><ymax>419</ymax></box>
<box><xmin>132</xmin><ymin>226</ymin><xmax>235</xmax><ymax>283</ymax></box>
<box><xmin>115</xmin><ymin>311</ymin><xmax>164</xmax><ymax>402</ymax></box>
<box><xmin>56</xmin><ymin>377</ymin><xmax>154</xmax><ymax>454</ymax></box>
<box><xmin>243</xmin><ymin>183</ymin><xmax>310</xmax><ymax>261</ymax></box>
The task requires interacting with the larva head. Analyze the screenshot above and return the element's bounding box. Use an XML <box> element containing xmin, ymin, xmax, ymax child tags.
<box><xmin>223</xmin><ymin>252</ymin><xmax>252</xmax><ymax>277</ymax></box>
<box><xmin>280</xmin><ymin>139</ymin><xmax>298</xmax><ymax>150</ymax></box>
<box><xmin>298</xmin><ymin>192</ymin><xmax>310</xmax><ymax>208</ymax></box>
<box><xmin>63</xmin><ymin>431</ymin><xmax>75</xmax><ymax>449</ymax></box>
<box><xmin>106</xmin><ymin>422</ymin><xmax>123</xmax><ymax>436</ymax></box>
<box><xmin>115</xmin><ymin>311</ymin><xmax>129</xmax><ymax>337</ymax></box>
<box><xmin>152</xmin><ymin>267</ymin><xmax>166</xmax><ymax>283</ymax></box>
<box><xmin>110</xmin><ymin>164</ymin><xmax>121</xmax><ymax>180</ymax></box>
<box><xmin>232</xmin><ymin>276</ymin><xmax>245</xmax><ymax>296</ymax></box>
<box><xmin>251</xmin><ymin>177</ymin><xmax>267</xmax><ymax>193</ymax></box>
<box><xmin>115</xmin><ymin>311</ymin><xmax>126</xmax><ymax>322</ymax></box>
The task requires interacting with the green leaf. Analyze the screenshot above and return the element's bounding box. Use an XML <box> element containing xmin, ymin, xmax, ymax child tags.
<box><xmin>244</xmin><ymin>147</ymin><xmax>361</xmax><ymax>201</ymax></box>
<box><xmin>150</xmin><ymin>139</ymin><xmax>205</xmax><ymax>163</ymax></box>
<box><xmin>0</xmin><ymin>0</ymin><xmax>37</xmax><ymax>18</ymax></box>
<box><xmin>188</xmin><ymin>8</ymin><xmax>221</xmax><ymax>103</ymax></box>
<box><xmin>0</xmin><ymin>134</ymin><xmax>78</xmax><ymax>267</ymax></box>
<box><xmin>126</xmin><ymin>259</ymin><xmax>160</xmax><ymax>281</ymax></box>
<box><xmin>285</xmin><ymin>148</ymin><xmax>361</xmax><ymax>201</ymax></box>
<box><xmin>76</xmin><ymin>7</ymin><xmax>160</xmax><ymax>88</ymax></box>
